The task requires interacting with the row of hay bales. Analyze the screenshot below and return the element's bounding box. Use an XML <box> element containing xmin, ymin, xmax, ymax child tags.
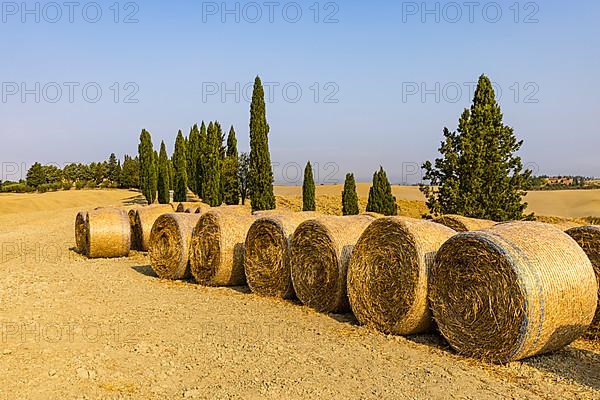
<box><xmin>74</xmin><ymin>202</ymin><xmax>208</xmax><ymax>258</ymax></box>
<box><xmin>75</xmin><ymin>205</ymin><xmax>599</xmax><ymax>363</ymax></box>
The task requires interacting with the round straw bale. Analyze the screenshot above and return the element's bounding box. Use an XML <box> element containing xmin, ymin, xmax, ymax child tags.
<box><xmin>133</xmin><ymin>204</ymin><xmax>175</xmax><ymax>251</ymax></box>
<box><xmin>347</xmin><ymin>217</ymin><xmax>456</xmax><ymax>335</ymax></box>
<box><xmin>245</xmin><ymin>212</ymin><xmax>320</xmax><ymax>298</ymax></box>
<box><xmin>85</xmin><ymin>208</ymin><xmax>131</xmax><ymax>258</ymax></box>
<box><xmin>74</xmin><ymin>211</ymin><xmax>88</xmax><ymax>255</ymax></box>
<box><xmin>290</xmin><ymin>215</ymin><xmax>376</xmax><ymax>313</ymax></box>
<box><xmin>430</xmin><ymin>221</ymin><xmax>597</xmax><ymax>362</ymax></box>
<box><xmin>190</xmin><ymin>208</ymin><xmax>257</xmax><ymax>286</ymax></box>
<box><xmin>149</xmin><ymin>213</ymin><xmax>201</xmax><ymax>280</ymax></box>
<box><xmin>433</xmin><ymin>215</ymin><xmax>496</xmax><ymax>232</ymax></box>
<box><xmin>566</xmin><ymin>225</ymin><xmax>600</xmax><ymax>339</ymax></box>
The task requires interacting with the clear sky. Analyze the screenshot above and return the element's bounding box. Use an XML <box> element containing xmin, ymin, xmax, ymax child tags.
<box><xmin>1</xmin><ymin>0</ymin><xmax>598</xmax><ymax>184</ymax></box>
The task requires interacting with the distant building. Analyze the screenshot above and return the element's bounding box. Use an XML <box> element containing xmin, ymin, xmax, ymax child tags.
<box><xmin>546</xmin><ymin>176</ymin><xmax>574</xmax><ymax>186</ymax></box>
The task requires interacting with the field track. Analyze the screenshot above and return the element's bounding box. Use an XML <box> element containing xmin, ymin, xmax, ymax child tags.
<box><xmin>0</xmin><ymin>190</ymin><xmax>597</xmax><ymax>399</ymax></box>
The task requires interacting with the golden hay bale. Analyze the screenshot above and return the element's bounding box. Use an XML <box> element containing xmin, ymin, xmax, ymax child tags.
<box><xmin>347</xmin><ymin>217</ymin><xmax>456</xmax><ymax>335</ymax></box>
<box><xmin>245</xmin><ymin>212</ymin><xmax>320</xmax><ymax>298</ymax></box>
<box><xmin>185</xmin><ymin>204</ymin><xmax>211</xmax><ymax>214</ymax></box>
<box><xmin>290</xmin><ymin>215</ymin><xmax>376</xmax><ymax>313</ymax></box>
<box><xmin>85</xmin><ymin>208</ymin><xmax>131</xmax><ymax>258</ymax></box>
<box><xmin>149</xmin><ymin>213</ymin><xmax>201</xmax><ymax>280</ymax></box>
<box><xmin>190</xmin><ymin>208</ymin><xmax>257</xmax><ymax>286</ymax></box>
<box><xmin>430</xmin><ymin>221</ymin><xmax>597</xmax><ymax>362</ymax></box>
<box><xmin>74</xmin><ymin>211</ymin><xmax>88</xmax><ymax>255</ymax></box>
<box><xmin>566</xmin><ymin>226</ymin><xmax>600</xmax><ymax>339</ymax></box>
<box><xmin>133</xmin><ymin>204</ymin><xmax>175</xmax><ymax>251</ymax></box>
<box><xmin>433</xmin><ymin>215</ymin><xmax>496</xmax><ymax>232</ymax></box>
<box><xmin>360</xmin><ymin>212</ymin><xmax>385</xmax><ymax>219</ymax></box>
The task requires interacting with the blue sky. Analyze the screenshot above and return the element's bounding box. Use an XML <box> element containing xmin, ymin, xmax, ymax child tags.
<box><xmin>0</xmin><ymin>0</ymin><xmax>598</xmax><ymax>184</ymax></box>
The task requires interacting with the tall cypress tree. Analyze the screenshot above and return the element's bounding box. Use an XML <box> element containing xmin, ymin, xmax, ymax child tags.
<box><xmin>138</xmin><ymin>129</ymin><xmax>157</xmax><ymax>204</ymax></box>
<box><xmin>302</xmin><ymin>161</ymin><xmax>316</xmax><ymax>211</ymax></box>
<box><xmin>197</xmin><ymin>121</ymin><xmax>207</xmax><ymax>198</ymax></box>
<box><xmin>222</xmin><ymin>126</ymin><xmax>240</xmax><ymax>205</ymax></box>
<box><xmin>421</xmin><ymin>74</ymin><xmax>532</xmax><ymax>221</ymax></box>
<box><xmin>203</xmin><ymin>122</ymin><xmax>222</xmax><ymax>207</ymax></box>
<box><xmin>366</xmin><ymin>167</ymin><xmax>397</xmax><ymax>216</ymax></box>
<box><xmin>157</xmin><ymin>141</ymin><xmax>170</xmax><ymax>204</ymax></box>
<box><xmin>187</xmin><ymin>124</ymin><xmax>200</xmax><ymax>195</ymax></box>
<box><xmin>342</xmin><ymin>173</ymin><xmax>359</xmax><ymax>215</ymax></box>
<box><xmin>249</xmin><ymin>76</ymin><xmax>276</xmax><ymax>211</ymax></box>
<box><xmin>172</xmin><ymin>130</ymin><xmax>188</xmax><ymax>202</ymax></box>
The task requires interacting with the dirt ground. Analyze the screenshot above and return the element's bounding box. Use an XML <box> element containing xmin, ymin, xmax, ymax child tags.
<box><xmin>0</xmin><ymin>190</ymin><xmax>598</xmax><ymax>399</ymax></box>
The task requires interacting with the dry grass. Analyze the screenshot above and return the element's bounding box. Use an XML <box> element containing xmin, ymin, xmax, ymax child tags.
<box><xmin>133</xmin><ymin>204</ymin><xmax>175</xmax><ymax>251</ymax></box>
<box><xmin>149</xmin><ymin>213</ymin><xmax>201</xmax><ymax>280</ymax></box>
<box><xmin>433</xmin><ymin>215</ymin><xmax>496</xmax><ymax>232</ymax></box>
<box><xmin>85</xmin><ymin>208</ymin><xmax>131</xmax><ymax>258</ymax></box>
<box><xmin>347</xmin><ymin>217</ymin><xmax>455</xmax><ymax>335</ymax></box>
<box><xmin>244</xmin><ymin>211</ymin><xmax>320</xmax><ymax>299</ymax></box>
<box><xmin>290</xmin><ymin>215</ymin><xmax>376</xmax><ymax>313</ymax></box>
<box><xmin>430</xmin><ymin>221</ymin><xmax>597</xmax><ymax>362</ymax></box>
<box><xmin>189</xmin><ymin>207</ymin><xmax>255</xmax><ymax>286</ymax></box>
<box><xmin>566</xmin><ymin>226</ymin><xmax>600</xmax><ymax>339</ymax></box>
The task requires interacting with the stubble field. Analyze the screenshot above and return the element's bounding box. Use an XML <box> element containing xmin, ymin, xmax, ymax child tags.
<box><xmin>0</xmin><ymin>188</ymin><xmax>598</xmax><ymax>399</ymax></box>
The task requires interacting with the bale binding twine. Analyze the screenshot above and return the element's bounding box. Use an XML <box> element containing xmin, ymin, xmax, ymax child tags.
<box><xmin>347</xmin><ymin>217</ymin><xmax>455</xmax><ymax>335</ymax></box>
<box><xmin>430</xmin><ymin>221</ymin><xmax>597</xmax><ymax>362</ymax></box>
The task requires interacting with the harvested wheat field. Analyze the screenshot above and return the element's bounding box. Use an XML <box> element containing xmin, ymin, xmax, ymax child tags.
<box><xmin>0</xmin><ymin>189</ymin><xmax>598</xmax><ymax>399</ymax></box>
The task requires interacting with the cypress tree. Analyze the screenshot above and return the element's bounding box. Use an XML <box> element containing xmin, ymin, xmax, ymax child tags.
<box><xmin>249</xmin><ymin>76</ymin><xmax>276</xmax><ymax>211</ymax></box>
<box><xmin>138</xmin><ymin>129</ymin><xmax>157</xmax><ymax>204</ymax></box>
<box><xmin>168</xmin><ymin>158</ymin><xmax>174</xmax><ymax>191</ymax></box>
<box><xmin>238</xmin><ymin>152</ymin><xmax>250</xmax><ymax>206</ymax></box>
<box><xmin>342</xmin><ymin>173</ymin><xmax>359</xmax><ymax>215</ymax></box>
<box><xmin>222</xmin><ymin>126</ymin><xmax>240</xmax><ymax>205</ymax></box>
<box><xmin>187</xmin><ymin>124</ymin><xmax>200</xmax><ymax>195</ymax></box>
<box><xmin>421</xmin><ymin>74</ymin><xmax>532</xmax><ymax>221</ymax></box>
<box><xmin>302</xmin><ymin>161</ymin><xmax>316</xmax><ymax>211</ymax></box>
<box><xmin>172</xmin><ymin>130</ymin><xmax>188</xmax><ymax>202</ymax></box>
<box><xmin>366</xmin><ymin>167</ymin><xmax>397</xmax><ymax>216</ymax></box>
<box><xmin>157</xmin><ymin>141</ymin><xmax>170</xmax><ymax>204</ymax></box>
<box><xmin>197</xmin><ymin>121</ymin><xmax>207</xmax><ymax>198</ymax></box>
<box><xmin>203</xmin><ymin>122</ymin><xmax>222</xmax><ymax>207</ymax></box>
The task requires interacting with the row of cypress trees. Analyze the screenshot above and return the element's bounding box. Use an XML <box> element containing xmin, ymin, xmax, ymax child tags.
<box><xmin>137</xmin><ymin>76</ymin><xmax>274</xmax><ymax>210</ymax></box>
<box><xmin>302</xmin><ymin>163</ymin><xmax>398</xmax><ymax>216</ymax></box>
<box><xmin>139</xmin><ymin>74</ymin><xmax>530</xmax><ymax>221</ymax></box>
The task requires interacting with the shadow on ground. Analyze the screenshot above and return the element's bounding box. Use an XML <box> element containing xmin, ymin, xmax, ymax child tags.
<box><xmin>524</xmin><ymin>344</ymin><xmax>599</xmax><ymax>391</ymax></box>
<box><xmin>132</xmin><ymin>264</ymin><xmax>158</xmax><ymax>278</ymax></box>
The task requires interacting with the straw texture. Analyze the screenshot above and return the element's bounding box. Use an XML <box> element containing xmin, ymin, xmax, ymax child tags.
<box><xmin>348</xmin><ymin>217</ymin><xmax>455</xmax><ymax>335</ymax></box>
<box><xmin>433</xmin><ymin>215</ymin><xmax>496</xmax><ymax>232</ymax></box>
<box><xmin>245</xmin><ymin>212</ymin><xmax>320</xmax><ymax>298</ymax></box>
<box><xmin>176</xmin><ymin>202</ymin><xmax>202</xmax><ymax>212</ymax></box>
<box><xmin>430</xmin><ymin>221</ymin><xmax>597</xmax><ymax>362</ymax></box>
<box><xmin>133</xmin><ymin>204</ymin><xmax>175</xmax><ymax>251</ymax></box>
<box><xmin>149</xmin><ymin>213</ymin><xmax>201</xmax><ymax>280</ymax></box>
<box><xmin>566</xmin><ymin>225</ymin><xmax>600</xmax><ymax>339</ymax></box>
<box><xmin>85</xmin><ymin>208</ymin><xmax>131</xmax><ymax>258</ymax></box>
<box><xmin>75</xmin><ymin>211</ymin><xmax>88</xmax><ymax>255</ymax></box>
<box><xmin>190</xmin><ymin>208</ymin><xmax>256</xmax><ymax>286</ymax></box>
<box><xmin>290</xmin><ymin>215</ymin><xmax>375</xmax><ymax>313</ymax></box>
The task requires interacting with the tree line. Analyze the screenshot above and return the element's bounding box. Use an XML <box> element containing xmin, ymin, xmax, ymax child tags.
<box><xmin>4</xmin><ymin>74</ymin><xmax>537</xmax><ymax>222</ymax></box>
